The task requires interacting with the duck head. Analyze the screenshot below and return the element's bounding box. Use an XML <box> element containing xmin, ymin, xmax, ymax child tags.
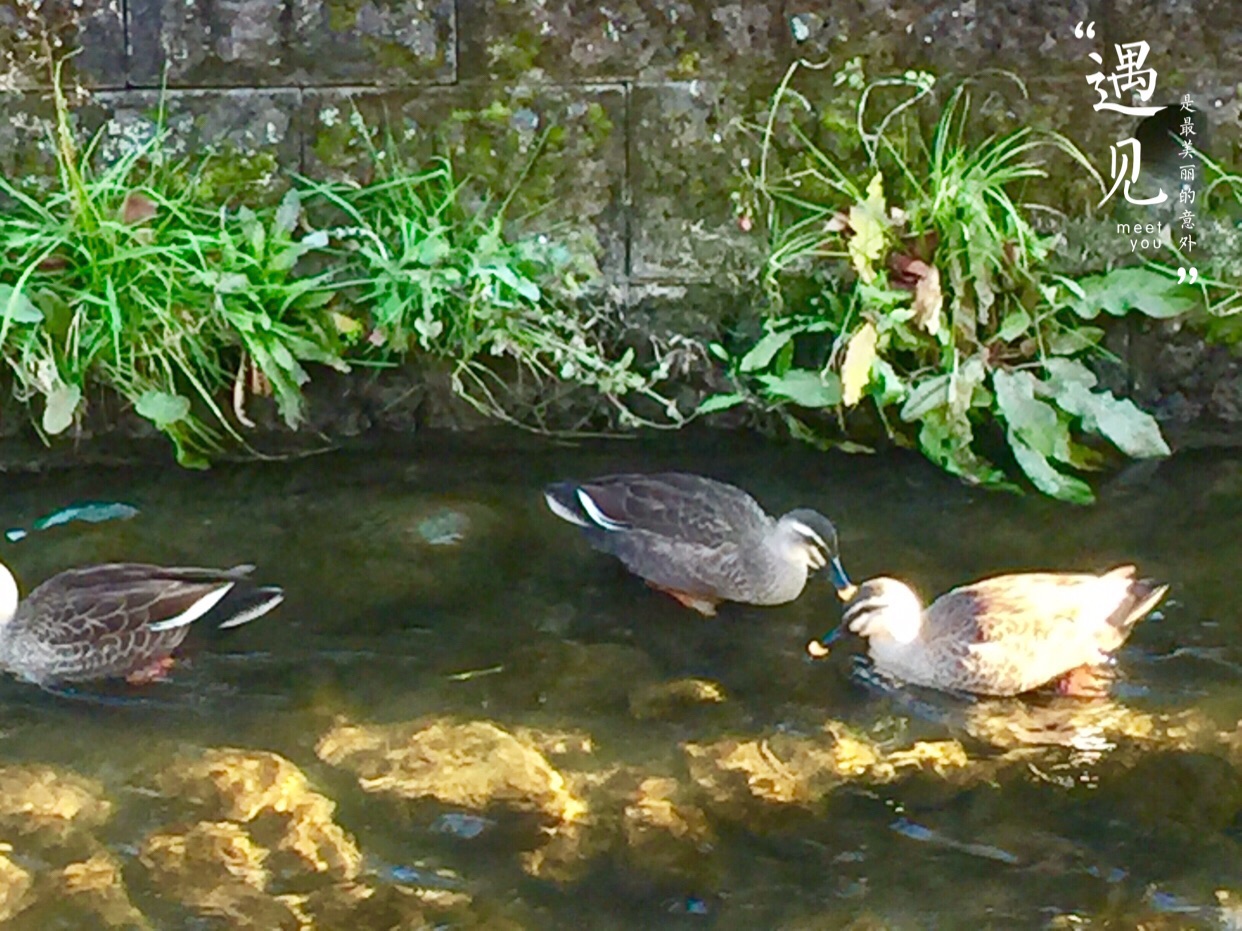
<box><xmin>774</xmin><ymin>509</ymin><xmax>855</xmax><ymax>598</ymax></box>
<box><xmin>808</xmin><ymin>577</ymin><xmax>923</xmax><ymax>658</ymax></box>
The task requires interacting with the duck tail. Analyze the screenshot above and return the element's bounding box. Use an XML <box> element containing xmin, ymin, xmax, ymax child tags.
<box><xmin>213</xmin><ymin>584</ymin><xmax>285</xmax><ymax>630</ymax></box>
<box><xmin>1102</xmin><ymin>566</ymin><xmax>1168</xmax><ymax>641</ymax></box>
<box><xmin>543</xmin><ymin>481</ymin><xmax>630</xmax><ymax>531</ymax></box>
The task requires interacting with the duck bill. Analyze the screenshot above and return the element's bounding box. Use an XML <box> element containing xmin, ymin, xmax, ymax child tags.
<box><xmin>827</xmin><ymin>556</ymin><xmax>857</xmax><ymax>601</ymax></box>
<box><xmin>807</xmin><ymin>622</ymin><xmax>847</xmax><ymax>658</ymax></box>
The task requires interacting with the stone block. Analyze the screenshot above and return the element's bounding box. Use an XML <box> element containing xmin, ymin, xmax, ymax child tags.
<box><xmin>301</xmin><ymin>84</ymin><xmax>627</xmax><ymax>275</ymax></box>
<box><xmin>127</xmin><ymin>0</ymin><xmax>455</xmax><ymax>88</ymax></box>
<box><xmin>1107</xmin><ymin>0</ymin><xmax>1241</xmax><ymax>89</ymax></box>
<box><xmin>0</xmin><ymin>89</ymin><xmax>299</xmax><ymax>204</ymax></box>
<box><xmin>0</xmin><ymin>0</ymin><xmax>124</xmax><ymax>89</ymax></box>
<box><xmin>629</xmin><ymin>80</ymin><xmax>765</xmax><ymax>282</ymax></box>
<box><xmin>458</xmin><ymin>0</ymin><xmax>785</xmax><ymax>82</ymax></box>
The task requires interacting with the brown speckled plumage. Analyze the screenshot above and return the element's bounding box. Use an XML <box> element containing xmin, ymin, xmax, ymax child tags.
<box><xmin>839</xmin><ymin>566</ymin><xmax>1167</xmax><ymax>696</ymax></box>
<box><xmin>0</xmin><ymin>563</ymin><xmax>283</xmax><ymax>686</ymax></box>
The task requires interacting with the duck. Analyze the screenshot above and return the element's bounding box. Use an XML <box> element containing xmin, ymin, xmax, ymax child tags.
<box><xmin>808</xmin><ymin>566</ymin><xmax>1167</xmax><ymax>697</ymax></box>
<box><xmin>543</xmin><ymin>472</ymin><xmax>852</xmax><ymax>615</ymax></box>
<box><xmin>0</xmin><ymin>561</ymin><xmax>284</xmax><ymax>687</ymax></box>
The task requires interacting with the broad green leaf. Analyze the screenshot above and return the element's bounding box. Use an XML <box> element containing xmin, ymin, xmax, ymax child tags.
<box><xmin>996</xmin><ymin>308</ymin><xmax>1031</xmax><ymax>342</ymax></box>
<box><xmin>42</xmin><ymin>383</ymin><xmax>81</xmax><ymax>435</ymax></box>
<box><xmin>901</xmin><ymin>373</ymin><xmax>951</xmax><ymax>422</ymax></box>
<box><xmin>993</xmin><ymin>369</ymin><xmax>1062</xmax><ymax>457</ymax></box>
<box><xmin>707</xmin><ymin>342</ymin><xmax>729</xmax><ymax>361</ymax></box>
<box><xmin>1051</xmin><ymin>380</ymin><xmax>1171</xmax><ymax>458</ymax></box>
<box><xmin>0</xmin><ymin>283</ymin><xmax>43</xmax><ymax>323</ymax></box>
<box><xmin>275</xmin><ymin>189</ymin><xmax>301</xmax><ymax>236</ymax></box>
<box><xmin>1061</xmin><ymin>267</ymin><xmax>1198</xmax><ymax>320</ymax></box>
<box><xmin>840</xmin><ymin>321</ymin><xmax>877</xmax><ymax>407</ymax></box>
<box><xmin>135</xmin><ymin>390</ymin><xmax>191</xmax><ymax>428</ymax></box>
<box><xmin>740</xmin><ymin>328</ymin><xmax>795</xmax><ymax>373</ymax></box>
<box><xmin>847</xmin><ymin>173</ymin><xmax>887</xmax><ymax>283</ymax></box>
<box><xmin>758</xmin><ymin>369</ymin><xmax>842</xmax><ymax>408</ymax></box>
<box><xmin>871</xmin><ymin>358</ymin><xmax>907</xmax><ymax>407</ymax></box>
<box><xmin>1042</xmin><ymin>357</ymin><xmax>1098</xmax><ymax>389</ymax></box>
<box><xmin>1008</xmin><ymin>435</ymin><xmax>1095</xmax><ymax>504</ymax></box>
<box><xmin>1047</xmin><ymin>326</ymin><xmax>1105</xmax><ymax>355</ymax></box>
<box><xmin>916</xmin><ymin>409</ymin><xmax>1012</xmax><ymax>488</ymax></box>
<box><xmin>697</xmin><ymin>393</ymin><xmax>747</xmax><ymax>414</ymax></box>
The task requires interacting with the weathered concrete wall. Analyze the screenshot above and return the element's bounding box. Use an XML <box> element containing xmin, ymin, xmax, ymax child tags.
<box><xmin>1</xmin><ymin>0</ymin><xmax>1241</xmax><ymax>457</ymax></box>
<box><xmin>3</xmin><ymin>0</ymin><xmax>1239</xmax><ymax>289</ymax></box>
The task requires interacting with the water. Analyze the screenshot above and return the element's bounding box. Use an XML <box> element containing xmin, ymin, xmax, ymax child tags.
<box><xmin>0</xmin><ymin>431</ymin><xmax>1240</xmax><ymax>929</ymax></box>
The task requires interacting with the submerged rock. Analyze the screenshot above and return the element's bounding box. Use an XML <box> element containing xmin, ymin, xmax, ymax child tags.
<box><xmin>0</xmin><ymin>852</ymin><xmax>33</xmax><ymax>924</ymax></box>
<box><xmin>316</xmin><ymin>717</ymin><xmax>587</xmax><ymax>826</ymax></box>
<box><xmin>153</xmin><ymin>748</ymin><xmax>362</xmax><ymax>884</ymax></box>
<box><xmin>620</xmin><ymin>775</ymin><xmax>718</xmax><ymax>886</ymax></box>
<box><xmin>629</xmin><ymin>677</ymin><xmax>728</xmax><ymax>720</ymax></box>
<box><xmin>684</xmin><ymin>723</ymin><xmax>972</xmax><ymax>822</ymax></box>
<box><xmin>51</xmin><ymin>851</ymin><xmax>148</xmax><ymax>929</ymax></box>
<box><xmin>0</xmin><ymin>765</ymin><xmax>112</xmax><ymax>841</ymax></box>
<box><xmin>139</xmin><ymin>820</ymin><xmax>301</xmax><ymax>929</ymax></box>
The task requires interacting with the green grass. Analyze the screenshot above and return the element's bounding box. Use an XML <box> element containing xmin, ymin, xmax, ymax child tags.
<box><xmin>0</xmin><ymin>65</ymin><xmax>673</xmax><ymax>464</ymax></box>
<box><xmin>707</xmin><ymin>59</ymin><xmax>1213</xmax><ymax>503</ymax></box>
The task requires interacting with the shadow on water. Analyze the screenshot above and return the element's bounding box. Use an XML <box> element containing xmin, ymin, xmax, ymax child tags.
<box><xmin>0</xmin><ymin>430</ymin><xmax>1240</xmax><ymax>928</ymax></box>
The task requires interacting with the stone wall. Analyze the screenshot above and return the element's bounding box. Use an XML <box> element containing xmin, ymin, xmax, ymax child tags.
<box><xmin>1</xmin><ymin>0</ymin><xmax>1241</xmax><ymax>457</ymax></box>
<box><xmin>3</xmin><ymin>0</ymin><xmax>1239</xmax><ymax>292</ymax></box>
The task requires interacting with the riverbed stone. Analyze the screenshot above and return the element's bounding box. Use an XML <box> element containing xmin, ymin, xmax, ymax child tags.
<box><xmin>302</xmin><ymin>83</ymin><xmax>625</xmax><ymax>275</ymax></box>
<box><xmin>0</xmin><ymin>764</ymin><xmax>112</xmax><ymax>841</ymax></box>
<box><xmin>629</xmin><ymin>676</ymin><xmax>727</xmax><ymax>720</ymax></box>
<box><xmin>316</xmin><ymin>717</ymin><xmax>588</xmax><ymax>826</ymax></box>
<box><xmin>683</xmin><ymin>724</ymin><xmax>973</xmax><ymax>824</ymax></box>
<box><xmin>139</xmin><ymin>820</ymin><xmax>303</xmax><ymax>928</ymax></box>
<box><xmin>0</xmin><ymin>852</ymin><xmax>33</xmax><ymax>924</ymax></box>
<box><xmin>49</xmin><ymin>851</ymin><xmax>147</xmax><ymax>929</ymax></box>
<box><xmin>127</xmin><ymin>0</ymin><xmax>454</xmax><ymax>88</ymax></box>
<box><xmin>153</xmin><ymin>748</ymin><xmax>363</xmax><ymax>883</ymax></box>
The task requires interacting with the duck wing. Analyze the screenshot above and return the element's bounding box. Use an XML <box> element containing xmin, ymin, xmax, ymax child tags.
<box><xmin>932</xmin><ymin>570</ymin><xmax>1161</xmax><ymax>645</ymax></box>
<box><xmin>10</xmin><ymin>564</ymin><xmax>281</xmax><ymax>683</ymax></box>
<box><xmin>549</xmin><ymin>473</ymin><xmax>769</xmax><ymax>545</ymax></box>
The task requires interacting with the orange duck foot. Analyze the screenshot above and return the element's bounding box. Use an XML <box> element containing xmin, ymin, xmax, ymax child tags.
<box><xmin>125</xmin><ymin>655</ymin><xmax>177</xmax><ymax>686</ymax></box>
<box><xmin>646</xmin><ymin>581</ymin><xmax>719</xmax><ymax>617</ymax></box>
<box><xmin>1054</xmin><ymin>664</ymin><xmax>1112</xmax><ymax>699</ymax></box>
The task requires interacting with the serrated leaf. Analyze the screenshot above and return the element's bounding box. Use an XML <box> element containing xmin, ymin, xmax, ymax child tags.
<box><xmin>840</xmin><ymin>321</ymin><xmax>878</xmax><ymax>407</ymax></box>
<box><xmin>900</xmin><ymin>373</ymin><xmax>950</xmax><ymax>422</ymax></box>
<box><xmin>1042</xmin><ymin>357</ymin><xmax>1098</xmax><ymax>389</ymax></box>
<box><xmin>758</xmin><ymin>369</ymin><xmax>842</xmax><ymax>408</ymax></box>
<box><xmin>0</xmin><ymin>283</ymin><xmax>44</xmax><ymax>323</ymax></box>
<box><xmin>1009</xmin><ymin>435</ymin><xmax>1095</xmax><ymax>504</ymax></box>
<box><xmin>993</xmin><ymin>369</ymin><xmax>1063</xmax><ymax>457</ymax></box>
<box><xmin>740</xmin><ymin>328</ymin><xmax>794</xmax><ymax>373</ymax></box>
<box><xmin>42</xmin><ymin>383</ymin><xmax>81</xmax><ymax>435</ymax></box>
<box><xmin>1062</xmin><ymin>267</ymin><xmax>1198</xmax><ymax>320</ymax></box>
<box><xmin>847</xmin><ymin>173</ymin><xmax>888</xmax><ymax>283</ymax></box>
<box><xmin>135</xmin><ymin>390</ymin><xmax>191</xmax><ymax>428</ymax></box>
<box><xmin>1050</xmin><ymin>379</ymin><xmax>1171</xmax><ymax>458</ymax></box>
<box><xmin>697</xmin><ymin>393</ymin><xmax>747</xmax><ymax>414</ymax></box>
<box><xmin>275</xmin><ymin>189</ymin><xmax>301</xmax><ymax>236</ymax></box>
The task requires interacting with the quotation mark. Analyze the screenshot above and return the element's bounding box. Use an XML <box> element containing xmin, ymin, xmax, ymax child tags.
<box><xmin>1073</xmin><ymin>21</ymin><xmax>1097</xmax><ymax>38</ymax></box>
<box><xmin>1177</xmin><ymin>267</ymin><xmax>1199</xmax><ymax>284</ymax></box>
